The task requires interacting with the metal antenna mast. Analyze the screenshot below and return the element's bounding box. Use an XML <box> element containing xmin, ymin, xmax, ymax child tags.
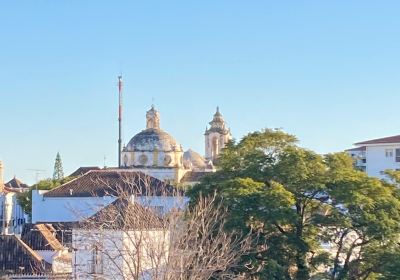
<box><xmin>118</xmin><ymin>75</ymin><xmax>123</xmax><ymax>168</ymax></box>
<box><xmin>26</xmin><ymin>169</ymin><xmax>46</xmax><ymax>188</ymax></box>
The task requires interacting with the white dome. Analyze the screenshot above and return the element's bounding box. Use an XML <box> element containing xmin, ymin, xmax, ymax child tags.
<box><xmin>125</xmin><ymin>128</ymin><xmax>183</xmax><ymax>152</ymax></box>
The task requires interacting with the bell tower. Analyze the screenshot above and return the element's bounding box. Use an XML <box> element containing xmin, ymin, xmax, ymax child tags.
<box><xmin>205</xmin><ymin>107</ymin><xmax>232</xmax><ymax>162</ymax></box>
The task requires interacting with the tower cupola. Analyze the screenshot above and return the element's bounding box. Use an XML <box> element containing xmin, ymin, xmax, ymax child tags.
<box><xmin>204</xmin><ymin>107</ymin><xmax>232</xmax><ymax>162</ymax></box>
<box><xmin>146</xmin><ymin>105</ymin><xmax>161</xmax><ymax>130</ymax></box>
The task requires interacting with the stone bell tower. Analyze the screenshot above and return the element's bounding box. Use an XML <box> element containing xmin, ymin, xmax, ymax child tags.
<box><xmin>205</xmin><ymin>107</ymin><xmax>232</xmax><ymax>162</ymax></box>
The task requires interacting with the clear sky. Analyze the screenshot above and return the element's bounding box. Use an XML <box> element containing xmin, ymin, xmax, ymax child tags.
<box><xmin>1</xmin><ymin>1</ymin><xmax>399</xmax><ymax>184</ymax></box>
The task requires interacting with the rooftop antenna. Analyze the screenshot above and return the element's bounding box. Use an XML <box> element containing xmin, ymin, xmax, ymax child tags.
<box><xmin>118</xmin><ymin>75</ymin><xmax>123</xmax><ymax>168</ymax></box>
<box><xmin>26</xmin><ymin>169</ymin><xmax>46</xmax><ymax>188</ymax></box>
<box><xmin>151</xmin><ymin>97</ymin><xmax>155</xmax><ymax>109</ymax></box>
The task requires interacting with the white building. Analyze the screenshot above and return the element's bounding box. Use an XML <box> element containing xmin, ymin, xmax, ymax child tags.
<box><xmin>0</xmin><ymin>192</ymin><xmax>27</xmax><ymax>235</ymax></box>
<box><xmin>0</xmin><ymin>161</ymin><xmax>28</xmax><ymax>235</ymax></box>
<box><xmin>32</xmin><ymin>169</ymin><xmax>187</xmax><ymax>224</ymax></box>
<box><xmin>347</xmin><ymin>135</ymin><xmax>400</xmax><ymax>179</ymax></box>
<box><xmin>346</xmin><ymin>146</ymin><xmax>367</xmax><ymax>172</ymax></box>
<box><xmin>72</xmin><ymin>198</ymin><xmax>169</xmax><ymax>280</ymax></box>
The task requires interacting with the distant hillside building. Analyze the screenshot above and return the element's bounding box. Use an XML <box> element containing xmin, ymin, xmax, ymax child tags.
<box><xmin>346</xmin><ymin>135</ymin><xmax>400</xmax><ymax>179</ymax></box>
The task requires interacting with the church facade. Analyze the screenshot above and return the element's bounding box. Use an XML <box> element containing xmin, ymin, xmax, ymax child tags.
<box><xmin>121</xmin><ymin>106</ymin><xmax>232</xmax><ymax>184</ymax></box>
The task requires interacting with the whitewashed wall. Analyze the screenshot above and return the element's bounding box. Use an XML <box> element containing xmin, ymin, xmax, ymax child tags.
<box><xmin>73</xmin><ymin>229</ymin><xmax>169</xmax><ymax>280</ymax></box>
<box><xmin>32</xmin><ymin>190</ymin><xmax>115</xmax><ymax>223</ymax></box>
<box><xmin>127</xmin><ymin>166</ymin><xmax>188</xmax><ymax>183</ymax></box>
<box><xmin>32</xmin><ymin>190</ymin><xmax>189</xmax><ymax>223</ymax></box>
<box><xmin>0</xmin><ymin>192</ymin><xmax>27</xmax><ymax>234</ymax></box>
<box><xmin>365</xmin><ymin>144</ymin><xmax>400</xmax><ymax>179</ymax></box>
<box><xmin>135</xmin><ymin>196</ymin><xmax>189</xmax><ymax>215</ymax></box>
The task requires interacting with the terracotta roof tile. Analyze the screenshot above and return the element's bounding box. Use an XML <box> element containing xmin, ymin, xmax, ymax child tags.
<box><xmin>0</xmin><ymin>235</ymin><xmax>51</xmax><ymax>273</ymax></box>
<box><xmin>355</xmin><ymin>135</ymin><xmax>400</xmax><ymax>145</ymax></box>
<box><xmin>44</xmin><ymin>169</ymin><xmax>177</xmax><ymax>197</ymax></box>
<box><xmin>21</xmin><ymin>223</ymin><xmax>74</xmax><ymax>250</ymax></box>
<box><xmin>33</xmin><ymin>224</ymin><xmax>65</xmax><ymax>251</ymax></box>
<box><xmin>83</xmin><ymin>198</ymin><xmax>165</xmax><ymax>230</ymax></box>
<box><xmin>5</xmin><ymin>177</ymin><xmax>29</xmax><ymax>190</ymax></box>
<box><xmin>69</xmin><ymin>166</ymin><xmax>101</xmax><ymax>177</ymax></box>
<box><xmin>346</xmin><ymin>146</ymin><xmax>366</xmax><ymax>152</ymax></box>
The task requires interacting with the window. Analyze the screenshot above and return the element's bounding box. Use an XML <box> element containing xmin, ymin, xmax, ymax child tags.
<box><xmin>90</xmin><ymin>245</ymin><xmax>103</xmax><ymax>274</ymax></box>
<box><xmin>385</xmin><ymin>149</ymin><xmax>393</xmax><ymax>157</ymax></box>
<box><xmin>396</xmin><ymin>149</ymin><xmax>400</xmax><ymax>162</ymax></box>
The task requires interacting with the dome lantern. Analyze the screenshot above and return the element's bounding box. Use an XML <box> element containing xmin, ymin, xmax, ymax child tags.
<box><xmin>146</xmin><ymin>105</ymin><xmax>160</xmax><ymax>130</ymax></box>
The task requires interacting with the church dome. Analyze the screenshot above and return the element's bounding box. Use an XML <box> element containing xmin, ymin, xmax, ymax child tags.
<box><xmin>124</xmin><ymin>106</ymin><xmax>183</xmax><ymax>152</ymax></box>
<box><xmin>183</xmin><ymin>149</ymin><xmax>206</xmax><ymax>169</ymax></box>
<box><xmin>126</xmin><ymin>128</ymin><xmax>183</xmax><ymax>152</ymax></box>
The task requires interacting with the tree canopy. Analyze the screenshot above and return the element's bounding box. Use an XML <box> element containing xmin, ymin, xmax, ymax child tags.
<box><xmin>17</xmin><ymin>176</ymin><xmax>74</xmax><ymax>217</ymax></box>
<box><xmin>53</xmin><ymin>152</ymin><xmax>64</xmax><ymax>180</ymax></box>
<box><xmin>187</xmin><ymin>129</ymin><xmax>400</xmax><ymax>279</ymax></box>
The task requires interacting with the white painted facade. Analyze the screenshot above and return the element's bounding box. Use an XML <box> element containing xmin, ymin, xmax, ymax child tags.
<box><xmin>125</xmin><ymin>166</ymin><xmax>187</xmax><ymax>183</ymax></box>
<box><xmin>347</xmin><ymin>136</ymin><xmax>400</xmax><ymax>180</ymax></box>
<box><xmin>0</xmin><ymin>191</ymin><xmax>27</xmax><ymax>235</ymax></box>
<box><xmin>72</xmin><ymin>229</ymin><xmax>169</xmax><ymax>280</ymax></box>
<box><xmin>0</xmin><ymin>161</ymin><xmax>28</xmax><ymax>235</ymax></box>
<box><xmin>363</xmin><ymin>144</ymin><xmax>400</xmax><ymax>179</ymax></box>
<box><xmin>32</xmin><ymin>190</ymin><xmax>115</xmax><ymax>223</ymax></box>
<box><xmin>32</xmin><ymin>190</ymin><xmax>188</xmax><ymax>223</ymax></box>
<box><xmin>35</xmin><ymin>249</ymin><xmax>72</xmax><ymax>274</ymax></box>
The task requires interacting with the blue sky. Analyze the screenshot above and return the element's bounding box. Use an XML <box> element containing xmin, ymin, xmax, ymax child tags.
<box><xmin>1</xmin><ymin>1</ymin><xmax>399</xmax><ymax>184</ymax></box>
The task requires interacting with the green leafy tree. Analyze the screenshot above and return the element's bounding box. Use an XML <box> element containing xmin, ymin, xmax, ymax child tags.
<box><xmin>53</xmin><ymin>152</ymin><xmax>64</xmax><ymax>180</ymax></box>
<box><xmin>17</xmin><ymin>176</ymin><xmax>74</xmax><ymax>217</ymax></box>
<box><xmin>323</xmin><ymin>155</ymin><xmax>400</xmax><ymax>279</ymax></box>
<box><xmin>188</xmin><ymin>129</ymin><xmax>400</xmax><ymax>279</ymax></box>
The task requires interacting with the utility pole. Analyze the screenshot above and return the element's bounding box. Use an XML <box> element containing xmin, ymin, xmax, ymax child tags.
<box><xmin>118</xmin><ymin>75</ymin><xmax>123</xmax><ymax>168</ymax></box>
